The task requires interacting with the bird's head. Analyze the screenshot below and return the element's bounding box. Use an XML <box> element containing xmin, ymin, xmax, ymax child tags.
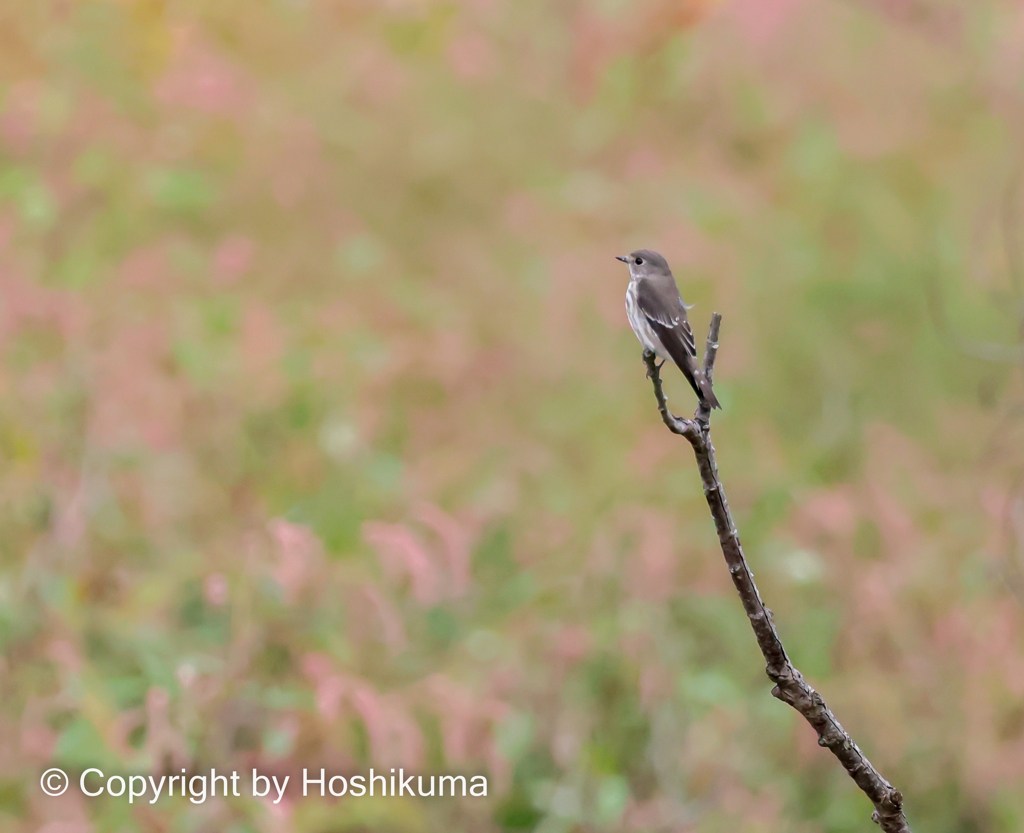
<box><xmin>615</xmin><ymin>249</ymin><xmax>670</xmax><ymax>280</ymax></box>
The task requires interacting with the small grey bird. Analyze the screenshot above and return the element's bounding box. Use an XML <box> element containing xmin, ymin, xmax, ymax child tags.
<box><xmin>617</xmin><ymin>249</ymin><xmax>721</xmax><ymax>409</ymax></box>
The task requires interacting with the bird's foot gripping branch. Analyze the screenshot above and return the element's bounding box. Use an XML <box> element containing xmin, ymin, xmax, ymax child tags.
<box><xmin>643</xmin><ymin>313</ymin><xmax>911</xmax><ymax>833</ymax></box>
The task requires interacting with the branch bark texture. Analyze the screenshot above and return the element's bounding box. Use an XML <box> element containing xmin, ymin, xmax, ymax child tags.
<box><xmin>643</xmin><ymin>314</ymin><xmax>911</xmax><ymax>833</ymax></box>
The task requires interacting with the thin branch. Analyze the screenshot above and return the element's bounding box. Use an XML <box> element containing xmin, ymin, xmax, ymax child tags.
<box><xmin>642</xmin><ymin>315</ymin><xmax>911</xmax><ymax>833</ymax></box>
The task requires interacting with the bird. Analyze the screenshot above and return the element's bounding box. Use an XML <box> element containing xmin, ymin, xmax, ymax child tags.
<box><xmin>617</xmin><ymin>249</ymin><xmax>721</xmax><ymax>410</ymax></box>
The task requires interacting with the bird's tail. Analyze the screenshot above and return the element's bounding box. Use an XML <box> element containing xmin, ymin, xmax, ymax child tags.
<box><xmin>694</xmin><ymin>369</ymin><xmax>721</xmax><ymax>410</ymax></box>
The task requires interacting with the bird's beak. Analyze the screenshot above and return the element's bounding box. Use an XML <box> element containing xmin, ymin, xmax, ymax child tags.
<box><xmin>615</xmin><ymin>255</ymin><xmax>628</xmax><ymax>263</ymax></box>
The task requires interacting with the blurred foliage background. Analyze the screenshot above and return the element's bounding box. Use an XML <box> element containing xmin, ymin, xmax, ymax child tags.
<box><xmin>2</xmin><ymin>0</ymin><xmax>1024</xmax><ymax>831</ymax></box>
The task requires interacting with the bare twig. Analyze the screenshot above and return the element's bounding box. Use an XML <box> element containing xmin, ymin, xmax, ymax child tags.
<box><xmin>642</xmin><ymin>314</ymin><xmax>911</xmax><ymax>833</ymax></box>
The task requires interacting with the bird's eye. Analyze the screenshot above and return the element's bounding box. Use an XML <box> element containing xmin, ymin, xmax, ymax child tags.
<box><xmin>635</xmin><ymin>257</ymin><xmax>643</xmax><ymax>265</ymax></box>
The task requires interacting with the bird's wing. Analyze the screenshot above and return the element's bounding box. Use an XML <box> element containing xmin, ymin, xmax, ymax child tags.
<box><xmin>636</xmin><ymin>281</ymin><xmax>697</xmax><ymax>359</ymax></box>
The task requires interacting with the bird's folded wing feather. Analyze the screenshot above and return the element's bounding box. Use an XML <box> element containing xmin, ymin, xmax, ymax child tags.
<box><xmin>636</xmin><ymin>281</ymin><xmax>697</xmax><ymax>359</ymax></box>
